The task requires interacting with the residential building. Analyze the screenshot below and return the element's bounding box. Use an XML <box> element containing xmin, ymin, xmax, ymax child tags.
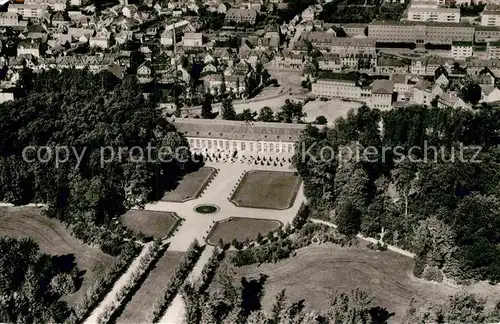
<box><xmin>89</xmin><ymin>30</ymin><xmax>111</xmax><ymax>49</ymax></box>
<box><xmin>407</xmin><ymin>7</ymin><xmax>460</xmax><ymax>23</ymax></box>
<box><xmin>173</xmin><ymin>118</ymin><xmax>305</xmax><ymax>156</ymax></box>
<box><xmin>451</xmin><ymin>41</ymin><xmax>473</xmax><ymax>59</ymax></box>
<box><xmin>487</xmin><ymin>41</ymin><xmax>500</xmax><ymax>58</ymax></box>
<box><xmin>183</xmin><ymin>33</ymin><xmax>203</xmax><ymax>47</ymax></box>
<box><xmin>481</xmin><ymin>4</ymin><xmax>500</xmax><ymax>26</ymax></box>
<box><xmin>18</xmin><ymin>41</ymin><xmax>40</xmax><ymax>57</ymax></box>
<box><xmin>341</xmin><ymin>23</ymin><xmax>366</xmax><ymax>37</ymax></box>
<box><xmin>412</xmin><ymin>83</ymin><xmax>443</xmax><ymax>105</ymax></box>
<box><xmin>437</xmin><ymin>92</ymin><xmax>470</xmax><ymax>109</ymax></box>
<box><xmin>8</xmin><ymin>4</ymin><xmax>46</xmax><ymax>18</ymax></box>
<box><xmin>370</xmin><ymin>80</ymin><xmax>394</xmax><ymax>109</ymax></box>
<box><xmin>475</xmin><ymin>26</ymin><xmax>500</xmax><ymax>42</ymax></box>
<box><xmin>311</xmin><ymin>73</ymin><xmax>369</xmax><ymax>101</ymax></box>
<box><xmin>24</xmin><ymin>0</ymin><xmax>66</xmax><ymax>10</ymax></box>
<box><xmin>224</xmin><ymin>8</ymin><xmax>258</xmax><ymax>25</ymax></box>
<box><xmin>481</xmin><ymin>85</ymin><xmax>500</xmax><ymax>102</ymax></box>
<box><xmin>317</xmin><ymin>53</ymin><xmax>342</xmax><ymax>71</ymax></box>
<box><xmin>0</xmin><ymin>12</ymin><xmax>19</xmax><ymax>27</ymax></box>
<box><xmin>409</xmin><ymin>0</ymin><xmax>439</xmax><ymax>8</ymax></box>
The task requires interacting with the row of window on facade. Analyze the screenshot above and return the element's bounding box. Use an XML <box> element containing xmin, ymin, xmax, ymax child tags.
<box><xmin>189</xmin><ymin>138</ymin><xmax>295</xmax><ymax>153</ymax></box>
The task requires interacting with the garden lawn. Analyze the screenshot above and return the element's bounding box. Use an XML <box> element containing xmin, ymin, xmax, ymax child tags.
<box><xmin>162</xmin><ymin>167</ymin><xmax>216</xmax><ymax>202</ymax></box>
<box><xmin>207</xmin><ymin>217</ymin><xmax>282</xmax><ymax>245</ymax></box>
<box><xmin>0</xmin><ymin>206</ymin><xmax>116</xmax><ymax>307</ymax></box>
<box><xmin>230</xmin><ymin>171</ymin><xmax>301</xmax><ymax>209</ymax></box>
<box><xmin>214</xmin><ymin>244</ymin><xmax>500</xmax><ymax>323</ymax></box>
<box><xmin>115</xmin><ymin>251</ymin><xmax>185</xmax><ymax>324</ymax></box>
<box><xmin>121</xmin><ymin>210</ymin><xmax>180</xmax><ymax>239</ymax></box>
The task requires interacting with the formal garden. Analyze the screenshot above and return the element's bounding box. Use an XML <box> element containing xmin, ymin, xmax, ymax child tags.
<box><xmin>161</xmin><ymin>167</ymin><xmax>217</xmax><ymax>202</ymax></box>
<box><xmin>206</xmin><ymin>217</ymin><xmax>282</xmax><ymax>246</ymax></box>
<box><xmin>120</xmin><ymin>210</ymin><xmax>181</xmax><ymax>239</ymax></box>
<box><xmin>230</xmin><ymin>170</ymin><xmax>301</xmax><ymax>209</ymax></box>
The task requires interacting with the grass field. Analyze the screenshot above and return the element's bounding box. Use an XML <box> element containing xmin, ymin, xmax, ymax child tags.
<box><xmin>230</xmin><ymin>171</ymin><xmax>301</xmax><ymax>209</ymax></box>
<box><xmin>0</xmin><ymin>206</ymin><xmax>116</xmax><ymax>306</ymax></box>
<box><xmin>207</xmin><ymin>217</ymin><xmax>282</xmax><ymax>245</ymax></box>
<box><xmin>116</xmin><ymin>251</ymin><xmax>185</xmax><ymax>324</ymax></box>
<box><xmin>121</xmin><ymin>210</ymin><xmax>180</xmax><ymax>239</ymax></box>
<box><xmin>162</xmin><ymin>167</ymin><xmax>216</xmax><ymax>202</ymax></box>
<box><xmin>216</xmin><ymin>244</ymin><xmax>500</xmax><ymax>323</ymax></box>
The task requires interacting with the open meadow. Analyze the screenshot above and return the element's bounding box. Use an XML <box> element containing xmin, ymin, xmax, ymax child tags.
<box><xmin>214</xmin><ymin>243</ymin><xmax>500</xmax><ymax>323</ymax></box>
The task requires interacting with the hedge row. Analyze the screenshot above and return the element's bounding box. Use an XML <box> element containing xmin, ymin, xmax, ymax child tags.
<box><xmin>66</xmin><ymin>242</ymin><xmax>140</xmax><ymax>324</ymax></box>
<box><xmin>147</xmin><ymin>239</ymin><xmax>204</xmax><ymax>323</ymax></box>
<box><xmin>96</xmin><ymin>240</ymin><xmax>166</xmax><ymax>324</ymax></box>
<box><xmin>196</xmin><ymin>246</ymin><xmax>225</xmax><ymax>293</ymax></box>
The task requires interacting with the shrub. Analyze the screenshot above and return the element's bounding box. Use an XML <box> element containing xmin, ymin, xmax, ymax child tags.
<box><xmin>413</xmin><ymin>256</ymin><xmax>426</xmax><ymax>278</ymax></box>
<box><xmin>423</xmin><ymin>265</ymin><xmax>444</xmax><ymax>283</ymax></box>
<box><xmin>50</xmin><ymin>273</ymin><xmax>77</xmax><ymax>296</ymax></box>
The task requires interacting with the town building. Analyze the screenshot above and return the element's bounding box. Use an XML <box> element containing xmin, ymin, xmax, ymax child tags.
<box><xmin>182</xmin><ymin>33</ymin><xmax>203</xmax><ymax>47</ymax></box>
<box><xmin>475</xmin><ymin>26</ymin><xmax>500</xmax><ymax>42</ymax></box>
<box><xmin>24</xmin><ymin>0</ymin><xmax>66</xmax><ymax>11</ymax></box>
<box><xmin>370</xmin><ymin>80</ymin><xmax>394</xmax><ymax>109</ymax></box>
<box><xmin>173</xmin><ymin>118</ymin><xmax>304</xmax><ymax>156</ymax></box>
<box><xmin>487</xmin><ymin>41</ymin><xmax>500</xmax><ymax>59</ymax></box>
<box><xmin>481</xmin><ymin>4</ymin><xmax>500</xmax><ymax>26</ymax></box>
<box><xmin>8</xmin><ymin>4</ymin><xmax>46</xmax><ymax>19</ymax></box>
<box><xmin>368</xmin><ymin>21</ymin><xmax>474</xmax><ymax>44</ymax></box>
<box><xmin>224</xmin><ymin>8</ymin><xmax>258</xmax><ymax>25</ymax></box>
<box><xmin>407</xmin><ymin>7</ymin><xmax>460</xmax><ymax>23</ymax></box>
<box><xmin>451</xmin><ymin>41</ymin><xmax>473</xmax><ymax>59</ymax></box>
<box><xmin>0</xmin><ymin>12</ymin><xmax>19</xmax><ymax>27</ymax></box>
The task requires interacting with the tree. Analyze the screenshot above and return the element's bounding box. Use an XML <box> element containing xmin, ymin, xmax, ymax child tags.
<box><xmin>257</xmin><ymin>106</ymin><xmax>274</xmax><ymax>122</ymax></box>
<box><xmin>326</xmin><ymin>289</ymin><xmax>374</xmax><ymax>324</ymax></box>
<box><xmin>276</xmin><ymin>99</ymin><xmax>306</xmax><ymax>123</ymax></box>
<box><xmin>314</xmin><ymin>115</ymin><xmax>328</xmax><ymax>125</ymax></box>
<box><xmin>221</xmin><ymin>98</ymin><xmax>237</xmax><ymax>120</ymax></box>
<box><xmin>459</xmin><ymin>77</ymin><xmax>482</xmax><ymax>105</ymax></box>
<box><xmin>201</xmin><ymin>94</ymin><xmax>213</xmax><ymax>119</ymax></box>
<box><xmin>236</xmin><ymin>109</ymin><xmax>257</xmax><ymax>121</ymax></box>
<box><xmin>0</xmin><ymin>237</ymin><xmax>77</xmax><ymax>323</ymax></box>
<box><xmin>336</xmin><ymin>201</ymin><xmax>362</xmax><ymax>236</ymax></box>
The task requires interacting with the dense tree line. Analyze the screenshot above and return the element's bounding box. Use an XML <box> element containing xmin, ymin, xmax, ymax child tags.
<box><xmin>0</xmin><ymin>237</ymin><xmax>79</xmax><ymax>323</ymax></box>
<box><xmin>318</xmin><ymin>0</ymin><xmax>405</xmax><ymax>23</ymax></box>
<box><xmin>0</xmin><ymin>69</ymin><xmax>192</xmax><ymax>253</ymax></box>
<box><xmin>293</xmin><ymin>105</ymin><xmax>500</xmax><ymax>283</ymax></box>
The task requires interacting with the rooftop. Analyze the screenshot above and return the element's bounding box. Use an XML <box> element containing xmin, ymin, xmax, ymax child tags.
<box><xmin>172</xmin><ymin>118</ymin><xmax>307</xmax><ymax>142</ymax></box>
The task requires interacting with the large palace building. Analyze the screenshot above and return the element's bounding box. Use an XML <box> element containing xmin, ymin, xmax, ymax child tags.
<box><xmin>172</xmin><ymin>118</ymin><xmax>308</xmax><ymax>156</ymax></box>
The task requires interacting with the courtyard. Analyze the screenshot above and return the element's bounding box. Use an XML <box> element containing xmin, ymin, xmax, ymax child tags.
<box><xmin>231</xmin><ymin>170</ymin><xmax>301</xmax><ymax>209</ymax></box>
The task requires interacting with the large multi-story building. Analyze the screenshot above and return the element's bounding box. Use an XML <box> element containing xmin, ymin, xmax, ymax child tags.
<box><xmin>474</xmin><ymin>26</ymin><xmax>500</xmax><ymax>42</ymax></box>
<box><xmin>407</xmin><ymin>7</ymin><xmax>460</xmax><ymax>23</ymax></box>
<box><xmin>8</xmin><ymin>4</ymin><xmax>45</xmax><ymax>18</ymax></box>
<box><xmin>311</xmin><ymin>74</ymin><xmax>365</xmax><ymax>100</ymax></box>
<box><xmin>481</xmin><ymin>4</ymin><xmax>500</xmax><ymax>26</ymax></box>
<box><xmin>451</xmin><ymin>41</ymin><xmax>473</xmax><ymax>59</ymax></box>
<box><xmin>486</xmin><ymin>41</ymin><xmax>500</xmax><ymax>59</ymax></box>
<box><xmin>173</xmin><ymin>118</ymin><xmax>305</xmax><ymax>156</ymax></box>
<box><xmin>24</xmin><ymin>0</ymin><xmax>66</xmax><ymax>10</ymax></box>
<box><xmin>368</xmin><ymin>21</ymin><xmax>474</xmax><ymax>44</ymax></box>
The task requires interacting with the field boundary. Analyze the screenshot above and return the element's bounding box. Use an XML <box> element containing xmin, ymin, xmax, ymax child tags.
<box><xmin>162</xmin><ymin>167</ymin><xmax>218</xmax><ymax>203</ymax></box>
<box><xmin>230</xmin><ymin>170</ymin><xmax>302</xmax><ymax>210</ymax></box>
<box><xmin>206</xmin><ymin>216</ymin><xmax>283</xmax><ymax>246</ymax></box>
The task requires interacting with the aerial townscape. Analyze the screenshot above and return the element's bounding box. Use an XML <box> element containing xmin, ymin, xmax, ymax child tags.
<box><xmin>3</xmin><ymin>0</ymin><xmax>500</xmax><ymax>322</ymax></box>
